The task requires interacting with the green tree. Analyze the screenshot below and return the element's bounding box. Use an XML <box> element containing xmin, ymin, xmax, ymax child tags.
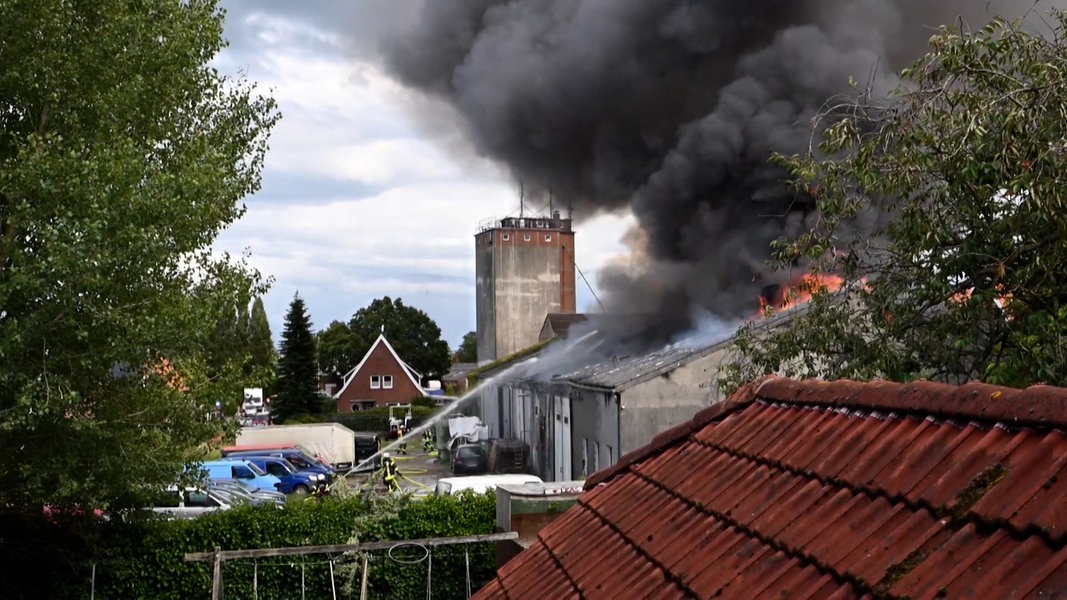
<box><xmin>316</xmin><ymin>319</ymin><xmax>364</xmax><ymax>383</ymax></box>
<box><xmin>275</xmin><ymin>293</ymin><xmax>320</xmax><ymax>421</ymax></box>
<box><xmin>248</xmin><ymin>296</ymin><xmax>276</xmax><ymax>371</ymax></box>
<box><xmin>456</xmin><ymin>330</ymin><xmax>478</xmax><ymax>363</ymax></box>
<box><xmin>348</xmin><ymin>296</ymin><xmax>452</xmax><ymax>380</ymax></box>
<box><xmin>724</xmin><ymin>13</ymin><xmax>1067</xmax><ymax>391</ymax></box>
<box><xmin>0</xmin><ymin>0</ymin><xmax>277</xmax><ymax>516</ymax></box>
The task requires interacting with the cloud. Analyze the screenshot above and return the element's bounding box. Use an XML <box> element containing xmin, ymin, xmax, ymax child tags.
<box><xmin>213</xmin><ymin>1</ymin><xmax>632</xmax><ymax>350</ymax></box>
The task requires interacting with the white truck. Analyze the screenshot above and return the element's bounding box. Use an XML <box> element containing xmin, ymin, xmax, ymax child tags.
<box><xmin>235</xmin><ymin>423</ymin><xmax>357</xmax><ymax>471</ymax></box>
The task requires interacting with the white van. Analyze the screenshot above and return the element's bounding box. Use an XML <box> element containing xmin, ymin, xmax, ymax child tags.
<box><xmin>434</xmin><ymin>474</ymin><xmax>542</xmax><ymax>496</ymax></box>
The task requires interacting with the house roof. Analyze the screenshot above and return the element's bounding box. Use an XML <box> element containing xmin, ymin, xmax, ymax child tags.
<box><xmin>540</xmin><ymin>313</ymin><xmax>589</xmax><ymax>339</ymax></box>
<box><xmin>468</xmin><ymin>338</ymin><xmax>557</xmax><ymax>381</ymax></box>
<box><xmin>332</xmin><ymin>333</ymin><xmax>424</xmax><ymax>399</ymax></box>
<box><xmin>442</xmin><ymin>362</ymin><xmax>478</xmax><ymax>382</ymax></box>
<box><xmin>558</xmin><ymin>328</ymin><xmax>735</xmax><ymax>391</ymax></box>
<box><xmin>475</xmin><ymin>377</ymin><xmax>1067</xmax><ymax>599</ymax></box>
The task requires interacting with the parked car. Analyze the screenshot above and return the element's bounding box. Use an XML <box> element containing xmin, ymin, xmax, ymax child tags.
<box><xmin>223</xmin><ymin>446</ymin><xmax>337</xmax><ymax>481</ymax></box>
<box><xmin>200</xmin><ymin>459</ymin><xmax>282</xmax><ymax>492</ymax></box>
<box><xmin>151</xmin><ymin>487</ymin><xmax>233</xmax><ymax>519</ymax></box>
<box><xmin>209</xmin><ymin>479</ymin><xmax>286</xmax><ymax>507</ymax></box>
<box><xmin>233</xmin><ymin>456</ymin><xmax>325</xmax><ymax>495</ymax></box>
<box><xmin>450</xmin><ymin>444</ymin><xmax>489</xmax><ymax>475</ymax></box>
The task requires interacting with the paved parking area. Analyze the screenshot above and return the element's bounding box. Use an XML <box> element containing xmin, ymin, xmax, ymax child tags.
<box><xmin>345</xmin><ymin>449</ymin><xmax>454</xmax><ymax>496</ymax></box>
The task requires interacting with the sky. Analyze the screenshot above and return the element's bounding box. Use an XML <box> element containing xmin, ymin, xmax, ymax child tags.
<box><xmin>211</xmin><ymin>1</ymin><xmax>634</xmax><ymax>350</ymax></box>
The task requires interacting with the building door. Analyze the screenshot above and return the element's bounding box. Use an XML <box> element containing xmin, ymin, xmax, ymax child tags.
<box><xmin>514</xmin><ymin>389</ymin><xmax>528</xmax><ymax>442</ymax></box>
<box><xmin>552</xmin><ymin>394</ymin><xmax>572</xmax><ymax>481</ymax></box>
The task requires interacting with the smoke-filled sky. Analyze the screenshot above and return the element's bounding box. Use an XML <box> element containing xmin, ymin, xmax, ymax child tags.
<box><xmin>213</xmin><ymin>0</ymin><xmax>1061</xmax><ymax>350</ymax></box>
<box><xmin>380</xmin><ymin>0</ymin><xmax>1059</xmax><ymax>342</ymax></box>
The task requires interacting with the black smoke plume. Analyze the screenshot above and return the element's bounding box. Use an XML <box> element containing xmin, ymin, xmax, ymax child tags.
<box><xmin>382</xmin><ymin>0</ymin><xmax>1052</xmax><ymax>345</ymax></box>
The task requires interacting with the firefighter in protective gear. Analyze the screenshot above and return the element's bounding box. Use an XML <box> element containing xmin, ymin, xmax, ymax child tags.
<box><xmin>422</xmin><ymin>428</ymin><xmax>435</xmax><ymax>453</ymax></box>
<box><xmin>380</xmin><ymin>452</ymin><xmax>400</xmax><ymax>492</ymax></box>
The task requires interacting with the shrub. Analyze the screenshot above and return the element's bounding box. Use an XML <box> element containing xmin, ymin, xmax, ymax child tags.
<box><xmin>62</xmin><ymin>491</ymin><xmax>496</xmax><ymax>599</ymax></box>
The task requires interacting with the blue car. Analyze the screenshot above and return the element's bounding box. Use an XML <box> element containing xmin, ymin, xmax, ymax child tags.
<box><xmin>224</xmin><ymin>448</ymin><xmax>337</xmax><ymax>482</ymax></box>
<box><xmin>200</xmin><ymin>459</ymin><xmax>282</xmax><ymax>493</ymax></box>
<box><xmin>232</xmin><ymin>457</ymin><xmax>326</xmax><ymax>495</ymax></box>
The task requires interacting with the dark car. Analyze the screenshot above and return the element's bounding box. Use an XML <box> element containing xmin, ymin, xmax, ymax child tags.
<box><xmin>450</xmin><ymin>444</ymin><xmax>488</xmax><ymax>475</ymax></box>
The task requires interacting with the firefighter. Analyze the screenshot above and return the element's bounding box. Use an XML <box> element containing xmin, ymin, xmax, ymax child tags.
<box><xmin>380</xmin><ymin>452</ymin><xmax>400</xmax><ymax>492</ymax></box>
<box><xmin>397</xmin><ymin>439</ymin><xmax>407</xmax><ymax>455</ymax></box>
<box><xmin>422</xmin><ymin>428</ymin><xmax>435</xmax><ymax>453</ymax></box>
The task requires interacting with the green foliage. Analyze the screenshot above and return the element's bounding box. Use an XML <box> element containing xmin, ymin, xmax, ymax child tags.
<box><xmin>55</xmin><ymin>492</ymin><xmax>498</xmax><ymax>599</ymax></box>
<box><xmin>275</xmin><ymin>293</ymin><xmax>320</xmax><ymax>422</ymax></box>
<box><xmin>726</xmin><ymin>12</ymin><xmax>1067</xmax><ymax>391</ymax></box>
<box><xmin>456</xmin><ymin>331</ymin><xmax>478</xmax><ymax>363</ymax></box>
<box><xmin>202</xmin><ymin>293</ymin><xmax>277</xmax><ymax>415</ymax></box>
<box><xmin>249</xmin><ymin>297</ymin><xmax>277</xmax><ymax>372</ymax></box>
<box><xmin>317</xmin><ymin>296</ymin><xmax>453</xmax><ymax>387</ymax></box>
<box><xmin>0</xmin><ymin>0</ymin><xmax>277</xmax><ymax>517</ymax></box>
<box><xmin>317</xmin><ymin>319</ymin><xmax>365</xmax><ymax>382</ymax></box>
<box><xmin>412</xmin><ymin>395</ymin><xmax>438</xmax><ymax>409</ymax></box>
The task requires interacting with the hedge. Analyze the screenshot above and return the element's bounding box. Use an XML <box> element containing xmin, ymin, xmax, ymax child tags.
<box><xmin>9</xmin><ymin>491</ymin><xmax>497</xmax><ymax>600</ymax></box>
<box><xmin>328</xmin><ymin>406</ymin><xmax>437</xmax><ymax>434</ymax></box>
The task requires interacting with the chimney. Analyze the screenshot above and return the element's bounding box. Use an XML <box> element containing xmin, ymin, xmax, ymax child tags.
<box><xmin>494</xmin><ymin>480</ymin><xmax>584</xmax><ymax>568</ymax></box>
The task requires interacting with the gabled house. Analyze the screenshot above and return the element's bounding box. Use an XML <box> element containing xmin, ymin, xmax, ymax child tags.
<box><xmin>475</xmin><ymin>376</ymin><xmax>1067</xmax><ymax>599</ymax></box>
<box><xmin>333</xmin><ymin>333</ymin><xmax>426</xmax><ymax>412</ymax></box>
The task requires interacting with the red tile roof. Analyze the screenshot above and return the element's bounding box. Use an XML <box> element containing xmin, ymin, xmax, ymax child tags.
<box><xmin>474</xmin><ymin>377</ymin><xmax>1067</xmax><ymax>599</ymax></box>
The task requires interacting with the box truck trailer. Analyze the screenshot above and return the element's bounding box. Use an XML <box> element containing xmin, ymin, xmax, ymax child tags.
<box><xmin>235</xmin><ymin>423</ymin><xmax>357</xmax><ymax>471</ymax></box>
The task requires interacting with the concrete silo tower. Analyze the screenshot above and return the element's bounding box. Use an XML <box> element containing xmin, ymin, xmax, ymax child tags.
<box><xmin>475</xmin><ymin>211</ymin><xmax>576</xmax><ymax>362</ymax></box>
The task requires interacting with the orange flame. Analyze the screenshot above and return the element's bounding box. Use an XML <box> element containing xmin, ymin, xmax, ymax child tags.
<box><xmin>758</xmin><ymin>273</ymin><xmax>845</xmax><ymax>316</ymax></box>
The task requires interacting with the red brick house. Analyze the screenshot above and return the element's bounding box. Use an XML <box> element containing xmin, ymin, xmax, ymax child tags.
<box><xmin>333</xmin><ymin>333</ymin><xmax>426</xmax><ymax>412</ymax></box>
<box><xmin>475</xmin><ymin>376</ymin><xmax>1067</xmax><ymax>598</ymax></box>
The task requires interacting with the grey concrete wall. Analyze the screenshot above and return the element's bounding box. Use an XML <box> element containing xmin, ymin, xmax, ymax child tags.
<box><xmin>619</xmin><ymin>347</ymin><xmax>730</xmax><ymax>453</ymax></box>
<box><xmin>568</xmin><ymin>388</ymin><xmax>619</xmax><ymax>478</ymax></box>
<box><xmin>474</xmin><ymin>240</ymin><xmax>496</xmax><ymax>362</ymax></box>
<box><xmin>492</xmin><ymin>244</ymin><xmax>563</xmax><ymax>359</ymax></box>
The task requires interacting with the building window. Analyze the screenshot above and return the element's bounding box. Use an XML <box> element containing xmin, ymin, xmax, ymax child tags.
<box><xmin>523</xmin><ymin>234</ymin><xmax>531</xmax><ymax>242</ymax></box>
<box><xmin>502</xmin><ymin>233</ymin><xmax>510</xmax><ymax>241</ymax></box>
<box><xmin>350</xmin><ymin>402</ymin><xmax>361</xmax><ymax>412</ymax></box>
<box><xmin>545</xmin><ymin>235</ymin><xmax>552</xmax><ymax>242</ymax></box>
<box><xmin>383</xmin><ymin>375</ymin><xmax>393</xmax><ymax>389</ymax></box>
<box><xmin>370</xmin><ymin>375</ymin><xmax>380</xmax><ymax>389</ymax></box>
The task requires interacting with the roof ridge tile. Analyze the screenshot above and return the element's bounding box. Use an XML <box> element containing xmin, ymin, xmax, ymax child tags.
<box><xmin>756</xmin><ymin>377</ymin><xmax>1067</xmax><ymax>428</ymax></box>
